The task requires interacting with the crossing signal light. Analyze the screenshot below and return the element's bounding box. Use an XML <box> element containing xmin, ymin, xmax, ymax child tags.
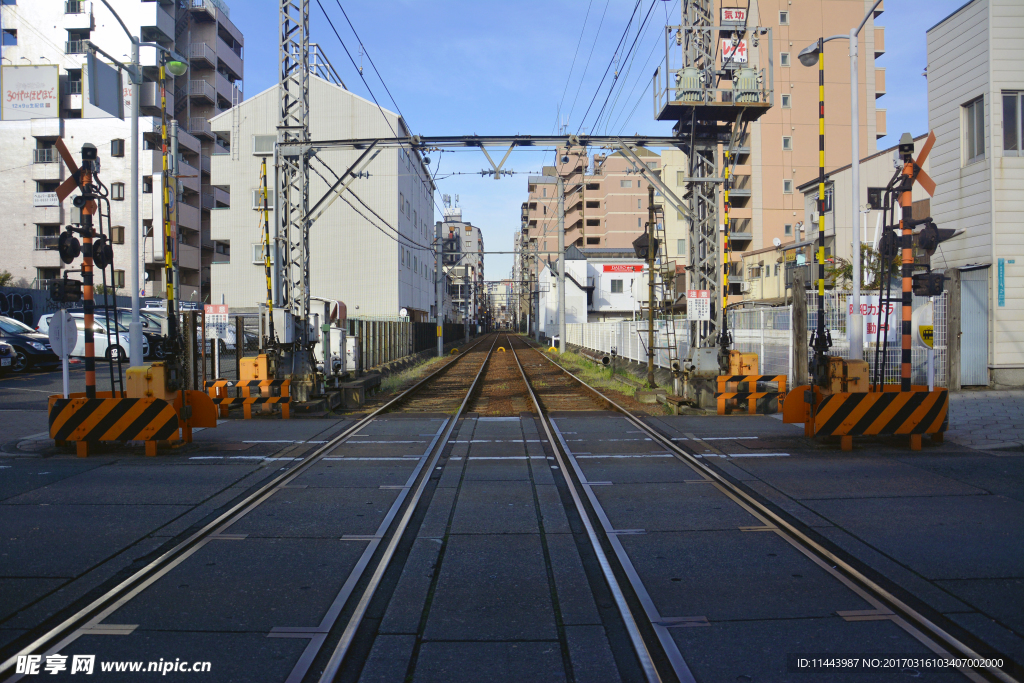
<box><xmin>913</xmin><ymin>271</ymin><xmax>947</xmax><ymax>297</ymax></box>
<box><xmin>49</xmin><ymin>278</ymin><xmax>82</xmax><ymax>303</ymax></box>
<box><xmin>92</xmin><ymin>235</ymin><xmax>113</xmax><ymax>269</ymax></box>
<box><xmin>58</xmin><ymin>230</ymin><xmax>81</xmax><ymax>264</ymax></box>
<box><xmin>917</xmin><ymin>221</ymin><xmax>960</xmax><ymax>256</ymax></box>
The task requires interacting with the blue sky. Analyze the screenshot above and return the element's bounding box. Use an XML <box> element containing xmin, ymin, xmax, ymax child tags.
<box><xmin>231</xmin><ymin>0</ymin><xmax>965</xmax><ymax>282</ymax></box>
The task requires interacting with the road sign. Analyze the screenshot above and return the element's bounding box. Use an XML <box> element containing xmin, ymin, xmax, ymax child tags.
<box><xmin>204</xmin><ymin>304</ymin><xmax>229</xmax><ymax>339</ymax></box>
<box><xmin>687</xmin><ymin>289</ymin><xmax>711</xmax><ymax>321</ymax></box>
<box><xmin>920</xmin><ymin>325</ymin><xmax>934</xmax><ymax>348</ymax></box>
<box><xmin>47</xmin><ymin>310</ymin><xmax>77</xmax><ymax>399</ymax></box>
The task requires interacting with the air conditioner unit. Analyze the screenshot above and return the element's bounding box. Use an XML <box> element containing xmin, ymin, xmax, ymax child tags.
<box><xmin>740</xmin><ymin>282</ymin><xmax>751</xmax><ymax>294</ymax></box>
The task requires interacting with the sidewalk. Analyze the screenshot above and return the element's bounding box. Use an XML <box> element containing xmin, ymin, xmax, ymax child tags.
<box><xmin>946</xmin><ymin>389</ymin><xmax>1024</xmax><ymax>452</ymax></box>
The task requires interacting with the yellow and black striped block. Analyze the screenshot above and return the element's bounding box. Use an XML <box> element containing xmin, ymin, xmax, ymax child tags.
<box><xmin>49</xmin><ymin>397</ymin><xmax>180</xmax><ymax>444</ymax></box>
<box><xmin>813</xmin><ymin>387</ymin><xmax>948</xmax><ymax>437</ymax></box>
<box><xmin>716</xmin><ymin>375</ymin><xmax>788</xmax><ymax>415</ymax></box>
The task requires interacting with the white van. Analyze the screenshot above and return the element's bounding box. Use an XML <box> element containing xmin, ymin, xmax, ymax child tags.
<box><xmin>37</xmin><ymin>313</ymin><xmax>148</xmax><ymax>360</ymax></box>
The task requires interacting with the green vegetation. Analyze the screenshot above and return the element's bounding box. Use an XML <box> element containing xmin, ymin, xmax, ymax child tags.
<box><xmin>0</xmin><ymin>271</ymin><xmax>14</xmax><ymax>287</ymax></box>
<box><xmin>378</xmin><ymin>355</ymin><xmax>449</xmax><ymax>395</ymax></box>
<box><xmin>545</xmin><ymin>350</ymin><xmax>642</xmax><ymax>398</ymax></box>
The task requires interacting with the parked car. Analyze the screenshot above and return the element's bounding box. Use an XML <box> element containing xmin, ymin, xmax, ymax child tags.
<box><xmin>37</xmin><ymin>313</ymin><xmax>148</xmax><ymax>361</ymax></box>
<box><xmin>0</xmin><ymin>316</ymin><xmax>60</xmax><ymax>373</ymax></box>
<box><xmin>64</xmin><ymin>307</ymin><xmax>166</xmax><ymax>359</ymax></box>
<box><xmin>0</xmin><ymin>341</ymin><xmax>14</xmax><ymax>376</ymax></box>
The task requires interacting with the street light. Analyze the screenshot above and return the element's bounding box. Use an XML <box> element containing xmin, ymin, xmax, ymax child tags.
<box><xmin>90</xmin><ymin>0</ymin><xmax>189</xmax><ymax>367</ymax></box>
<box><xmin>799</xmin><ymin>0</ymin><xmax>884</xmax><ymax>364</ymax></box>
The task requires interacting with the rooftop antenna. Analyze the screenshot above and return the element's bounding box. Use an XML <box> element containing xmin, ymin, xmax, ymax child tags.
<box><xmin>357</xmin><ymin>44</ymin><xmax>364</xmax><ymax>75</ymax></box>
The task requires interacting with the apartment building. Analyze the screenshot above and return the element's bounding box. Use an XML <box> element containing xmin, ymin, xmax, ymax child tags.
<box><xmin>208</xmin><ymin>76</ymin><xmax>436</xmax><ymax>320</ymax></box>
<box><xmin>0</xmin><ymin>0</ymin><xmax>243</xmax><ymax>302</ymax></box>
<box><xmin>441</xmin><ymin>209</ymin><xmax>485</xmax><ymax>325</ymax></box>
<box><xmin>926</xmin><ymin>0</ymin><xmax>1024</xmax><ymax>387</ymax></box>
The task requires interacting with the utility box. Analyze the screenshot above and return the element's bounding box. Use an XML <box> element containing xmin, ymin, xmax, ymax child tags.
<box><xmin>828</xmin><ymin>357</ymin><xmax>870</xmax><ymax>393</ymax></box>
<box><xmin>685</xmin><ymin>347</ymin><xmax>721</xmax><ymax>378</ymax></box>
<box><xmin>126</xmin><ymin>363</ymin><xmax>175</xmax><ymax>402</ymax></box>
<box><xmin>728</xmin><ymin>350</ymin><xmax>758</xmax><ymax>375</ymax></box>
<box><xmin>241</xmin><ymin>353</ymin><xmax>271</xmax><ymax>382</ymax></box>
<box><xmin>315</xmin><ymin>327</ymin><xmax>346</xmax><ymax>376</ymax></box>
<box><xmin>269</xmin><ymin>310</ymin><xmax>294</xmax><ymax>344</ymax></box>
<box><xmin>346</xmin><ymin>336</ymin><xmax>361</xmax><ymax>375</ymax></box>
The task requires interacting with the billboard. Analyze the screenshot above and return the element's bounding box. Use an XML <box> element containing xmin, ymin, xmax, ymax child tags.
<box><xmin>1</xmin><ymin>65</ymin><xmax>59</xmax><ymax>120</ymax></box>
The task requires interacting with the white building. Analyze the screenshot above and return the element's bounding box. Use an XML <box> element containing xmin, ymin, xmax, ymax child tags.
<box><xmin>208</xmin><ymin>76</ymin><xmax>436</xmax><ymax>320</ymax></box>
<box><xmin>0</xmin><ymin>0</ymin><xmax>243</xmax><ymax>301</ymax></box>
<box><xmin>538</xmin><ymin>246</ymin><xmax>655</xmax><ymax>337</ymax></box>
<box><xmin>440</xmin><ymin>209</ymin><xmax>484</xmax><ymax>324</ymax></box>
<box><xmin>927</xmin><ymin>0</ymin><xmax>1024</xmax><ymax>387</ymax></box>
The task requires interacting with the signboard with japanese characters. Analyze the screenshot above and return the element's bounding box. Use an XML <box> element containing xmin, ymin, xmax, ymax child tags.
<box><xmin>1</xmin><ymin>65</ymin><xmax>59</xmax><ymax>120</ymax></box>
<box><xmin>687</xmin><ymin>289</ymin><xmax>711</xmax><ymax>321</ymax></box>
<box><xmin>33</xmin><ymin>192</ymin><xmax>59</xmax><ymax>207</ymax></box>
<box><xmin>721</xmin><ymin>7</ymin><xmax>747</xmax><ymax>23</ymax></box>
<box><xmin>603</xmin><ymin>264</ymin><xmax>644</xmax><ymax>272</ymax></box>
<box><xmin>204</xmin><ymin>304</ymin><xmax>229</xmax><ymax>340</ymax></box>
<box><xmin>848</xmin><ymin>296</ymin><xmax>899</xmax><ymax>343</ymax></box>
<box><xmin>721</xmin><ymin>39</ymin><xmax>748</xmax><ymax>64</ymax></box>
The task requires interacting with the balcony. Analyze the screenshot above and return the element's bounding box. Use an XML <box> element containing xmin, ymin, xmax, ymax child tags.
<box><xmin>190</xmin><ymin>0</ymin><xmax>219</xmax><ymax>21</ymax></box>
<box><xmin>189</xmin><ymin>42</ymin><xmax>216</xmax><ymax>70</ymax></box>
<box><xmin>33</xmin><ymin>148</ymin><xmax>57</xmax><ymax>164</ymax></box>
<box><xmin>65</xmin><ymin>40</ymin><xmax>87</xmax><ymax>55</ymax></box>
<box><xmin>188</xmin><ymin>79</ymin><xmax>216</xmax><ymax>104</ymax></box>
<box><xmin>140</xmin><ymin>81</ymin><xmax>174</xmax><ymax>113</ymax></box>
<box><xmin>214</xmin><ymin>71</ymin><xmax>237</xmax><ymax>106</ymax></box>
<box><xmin>875</xmin><ymin>68</ymin><xmax>885</xmax><ymax>99</ymax></box>
<box><xmin>200</xmin><ymin>191</ymin><xmax>215</xmax><ymax>210</ymax></box>
<box><xmin>876</xmin><ymin>108</ymin><xmax>886</xmax><ymax>139</ymax></box>
<box><xmin>189</xmin><ymin>117</ymin><xmax>213</xmax><ymax>139</ymax></box>
<box><xmin>35</xmin><ymin>235</ymin><xmax>60</xmax><ymax>251</ymax></box>
<box><xmin>139</xmin><ymin>1</ymin><xmax>174</xmax><ymax>41</ymax></box>
<box><xmin>177</xmin><ymin>159</ymin><xmax>201</xmax><ymax>194</ymax></box>
<box><xmin>200</xmin><ymin>154</ymin><xmax>211</xmax><ymax>174</ymax></box>
<box><xmin>178</xmin><ymin>201</ymin><xmax>201</xmax><ymax>229</ymax></box>
<box><xmin>178</xmin><ymin>243</ymin><xmax>201</xmax><ymax>272</ymax></box>
<box><xmin>874</xmin><ymin>26</ymin><xmax>885</xmax><ymax>58</ymax></box>
<box><xmin>212</xmin><ymin>186</ymin><xmax>229</xmax><ymax>207</ymax></box>
<box><xmin>217</xmin><ymin>37</ymin><xmax>243</xmax><ymax>81</ymax></box>
<box><xmin>63</xmin><ymin>1</ymin><xmax>92</xmax><ymax>31</ymax></box>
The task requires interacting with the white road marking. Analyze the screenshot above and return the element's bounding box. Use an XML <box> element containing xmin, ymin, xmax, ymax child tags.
<box><xmin>575</xmin><ymin>454</ymin><xmax>674</xmax><ymax>459</ymax></box>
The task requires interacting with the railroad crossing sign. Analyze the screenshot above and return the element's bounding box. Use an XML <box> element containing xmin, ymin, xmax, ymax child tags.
<box><xmin>687</xmin><ymin>290</ymin><xmax>711</xmax><ymax>322</ymax></box>
<box><xmin>205</xmin><ymin>304</ymin><xmax>229</xmax><ymax>340</ymax></box>
<box><xmin>920</xmin><ymin>325</ymin><xmax>934</xmax><ymax>348</ymax></box>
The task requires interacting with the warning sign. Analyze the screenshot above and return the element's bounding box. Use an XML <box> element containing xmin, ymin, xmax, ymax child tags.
<box><xmin>204</xmin><ymin>304</ymin><xmax>229</xmax><ymax>340</ymax></box>
<box><xmin>687</xmin><ymin>289</ymin><xmax>711</xmax><ymax>322</ymax></box>
<box><xmin>920</xmin><ymin>325</ymin><xmax>933</xmax><ymax>349</ymax></box>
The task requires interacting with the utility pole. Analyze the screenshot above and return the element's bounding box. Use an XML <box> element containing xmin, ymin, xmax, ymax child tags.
<box><xmin>557</xmin><ymin>174</ymin><xmax>565</xmax><ymax>354</ymax></box>
<box><xmin>435</xmin><ymin>221</ymin><xmax>443</xmax><ymax>356</ymax></box>
<box><xmin>647</xmin><ymin>185</ymin><xmax>656</xmax><ymax>388</ymax></box>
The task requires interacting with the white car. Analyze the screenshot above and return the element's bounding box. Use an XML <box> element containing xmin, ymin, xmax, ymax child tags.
<box><xmin>37</xmin><ymin>313</ymin><xmax>149</xmax><ymax>360</ymax></box>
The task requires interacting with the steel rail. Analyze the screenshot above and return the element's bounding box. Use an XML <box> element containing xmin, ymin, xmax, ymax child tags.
<box><xmin>316</xmin><ymin>335</ymin><xmax>500</xmax><ymax>682</ymax></box>
<box><xmin>521</xmin><ymin>337</ymin><xmax>1017</xmax><ymax>683</ymax></box>
<box><xmin>505</xmin><ymin>336</ymin><xmax>664</xmax><ymax>683</ymax></box>
<box><xmin>0</xmin><ymin>335</ymin><xmax>493</xmax><ymax>682</ymax></box>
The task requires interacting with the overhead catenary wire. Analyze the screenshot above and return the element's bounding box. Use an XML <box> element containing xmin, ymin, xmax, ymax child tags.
<box><xmin>565</xmin><ymin>0</ymin><xmax>613</xmax><ymax>130</ymax></box>
<box><xmin>553</xmin><ymin>0</ymin><xmax>596</xmax><ymax>134</ymax></box>
<box><xmin>574</xmin><ymin>0</ymin><xmax>643</xmax><ymax>135</ymax></box>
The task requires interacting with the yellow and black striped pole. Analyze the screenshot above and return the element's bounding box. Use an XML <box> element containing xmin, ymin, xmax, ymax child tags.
<box><xmin>160</xmin><ymin>59</ymin><xmax>176</xmax><ymax>344</ymax></box>
<box><xmin>899</xmin><ymin>156</ymin><xmax>914</xmax><ymax>392</ymax></box>
<box><xmin>810</xmin><ymin>38</ymin><xmax>832</xmax><ymax>389</ymax></box>
<box><xmin>723</xmin><ymin>150</ymin><xmax>731</xmax><ymax>314</ymax></box>
<box><xmin>260</xmin><ymin>158</ymin><xmax>276</xmax><ymax>342</ymax></box>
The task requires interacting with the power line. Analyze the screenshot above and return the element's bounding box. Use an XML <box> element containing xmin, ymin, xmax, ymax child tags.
<box><xmin>575</xmin><ymin>0</ymin><xmax>643</xmax><ymax>135</ymax></box>
<box><xmin>553</xmin><ymin>0</ymin><xmax>596</xmax><ymax>133</ymax></box>
<box><xmin>565</xmin><ymin>0</ymin><xmax>612</xmax><ymax>128</ymax></box>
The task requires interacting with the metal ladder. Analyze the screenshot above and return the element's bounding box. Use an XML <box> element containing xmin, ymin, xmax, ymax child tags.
<box><xmin>653</xmin><ymin>213</ymin><xmax>681</xmax><ymax>370</ymax></box>
<box><xmin>230</xmin><ymin>84</ymin><xmax>241</xmax><ymax>161</ymax></box>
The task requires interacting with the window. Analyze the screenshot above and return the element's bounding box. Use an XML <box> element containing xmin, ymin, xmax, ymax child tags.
<box><xmin>252</xmin><ymin>135</ymin><xmax>275</xmax><ymax>156</ymax></box>
<box><xmin>251</xmin><ymin>189</ymin><xmax>273</xmax><ymax>209</ymax></box>
<box><xmin>677</xmin><ymin>239</ymin><xmax>686</xmax><ymax>254</ymax></box>
<box><xmin>963</xmin><ymin>96</ymin><xmax>985</xmax><ymax>164</ymax></box>
<box><xmin>784</xmin><ymin>223</ymin><xmax>792</xmax><ymax>236</ymax></box>
<box><xmin>586</xmin><ymin>183</ymin><xmax>600</xmax><ymax>190</ymax></box>
<box><xmin>252</xmin><ymin>243</ymin><xmax>275</xmax><ymax>264</ymax></box>
<box><xmin>586</xmin><ymin>237</ymin><xmax>600</xmax><ymax>245</ymax></box>
<box><xmin>620</xmin><ymin>179</ymin><xmax>632</xmax><ymax>188</ymax></box>
<box><xmin>780</xmin><ymin>52</ymin><xmax>790</xmax><ymax>67</ymax></box>
<box><xmin>413</xmin><ymin>210</ymin><xmax>417</xmax><ymax>226</ymax></box>
<box><xmin>782</xmin><ymin>136</ymin><xmax>792</xmax><ymax>151</ymax></box>
<box><xmin>2</xmin><ymin>29</ymin><xmax>16</xmax><ymax>46</ymax></box>
<box><xmin>610</xmin><ymin>279</ymin><xmax>624</xmax><ymax>293</ymax></box>
<box><xmin>399</xmin><ymin>193</ymin><xmax>404</xmax><ymax>213</ymax></box>
<box><xmin>586</xmin><ymin>200</ymin><xmax>600</xmax><ymax>209</ymax></box>
<box><xmin>783</xmin><ymin>179</ymin><xmax>793</xmax><ymax>194</ymax></box>
<box><xmin>143</xmin><ymin>177</ymin><xmax>152</xmax><ymax>193</ymax></box>
<box><xmin>779</xmin><ymin>10</ymin><xmax>789</xmax><ymax>24</ymax></box>
<box><xmin>543</xmin><ymin>187</ymin><xmax>547</xmax><ymax>197</ymax></box>
<box><xmin>109</xmin><ymin>182</ymin><xmax>124</xmax><ymax>201</ymax></box>
<box><xmin>1003</xmin><ymin>91</ymin><xmax>1022</xmax><ymax>156</ymax></box>
<box><xmin>823</xmin><ymin>186</ymin><xmax>834</xmax><ymax>213</ymax></box>
<box><xmin>111</xmin><ymin>139</ymin><xmax>125</xmax><ymax>157</ymax></box>
<box><xmin>638</xmin><ymin>198</ymin><xmax>642</xmax><ymax>209</ymax></box>
<box><xmin>781</xmin><ymin>94</ymin><xmax>791</xmax><ymax>108</ymax></box>
<box><xmin>110</xmin><ymin>225</ymin><xmax>124</xmax><ymax>244</ymax></box>
<box><xmin>637</xmin><ymin>217</ymin><xmax>642</xmax><ymax>228</ymax></box>
<box><xmin>586</xmin><ymin>218</ymin><xmax>600</xmax><ymax>227</ymax></box>
<box><xmin>112</xmin><ymin>270</ymin><xmax>125</xmax><ymax>288</ymax></box>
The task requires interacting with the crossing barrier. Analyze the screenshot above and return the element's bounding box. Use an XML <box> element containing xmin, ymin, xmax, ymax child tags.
<box><xmin>715</xmin><ymin>374</ymin><xmax>787</xmax><ymax>415</ymax></box>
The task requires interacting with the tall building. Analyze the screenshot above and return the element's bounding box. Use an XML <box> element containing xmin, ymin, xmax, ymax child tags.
<box><xmin>927</xmin><ymin>0</ymin><xmax>1024</xmax><ymax>387</ymax></box>
<box><xmin>208</xmin><ymin>77</ymin><xmax>436</xmax><ymax>320</ymax></box>
<box><xmin>0</xmin><ymin>0</ymin><xmax>243</xmax><ymax>302</ymax></box>
<box><xmin>441</xmin><ymin>208</ymin><xmax>485</xmax><ymax>325</ymax></box>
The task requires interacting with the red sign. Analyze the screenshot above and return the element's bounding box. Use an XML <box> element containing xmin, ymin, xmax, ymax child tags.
<box><xmin>603</xmin><ymin>264</ymin><xmax>644</xmax><ymax>272</ymax></box>
<box><xmin>204</xmin><ymin>304</ymin><xmax>229</xmax><ymax>316</ymax></box>
<box><xmin>721</xmin><ymin>8</ymin><xmax>747</xmax><ymax>22</ymax></box>
<box><xmin>687</xmin><ymin>289</ymin><xmax>710</xmax><ymax>299</ymax></box>
<box><xmin>721</xmin><ymin>39</ymin><xmax>748</xmax><ymax>64</ymax></box>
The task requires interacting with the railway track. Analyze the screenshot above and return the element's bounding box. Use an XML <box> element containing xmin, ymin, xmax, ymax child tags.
<box><xmin>4</xmin><ymin>332</ymin><xmax>1014</xmax><ymax>683</ymax></box>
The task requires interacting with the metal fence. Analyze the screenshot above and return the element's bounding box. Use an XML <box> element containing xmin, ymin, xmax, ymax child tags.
<box><xmin>565</xmin><ymin>289</ymin><xmax>948</xmax><ymax>387</ymax></box>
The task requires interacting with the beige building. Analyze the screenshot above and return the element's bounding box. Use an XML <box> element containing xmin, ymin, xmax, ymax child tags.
<box><xmin>0</xmin><ymin>0</ymin><xmax>242</xmax><ymax>302</ymax></box>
